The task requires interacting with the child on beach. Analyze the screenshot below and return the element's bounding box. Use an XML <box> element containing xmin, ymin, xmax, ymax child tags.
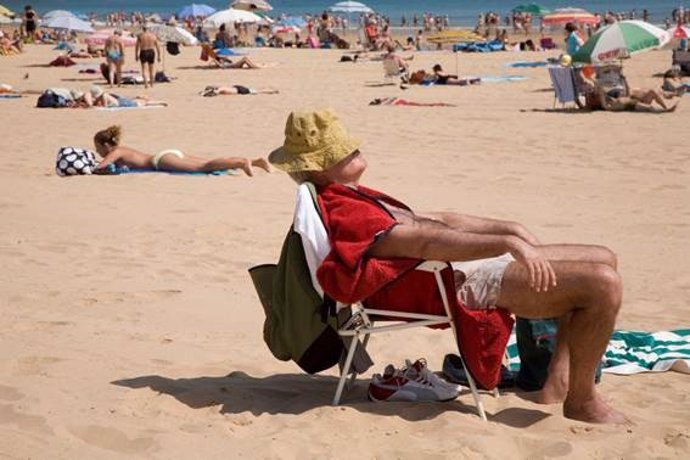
<box><xmin>93</xmin><ymin>125</ymin><xmax>271</xmax><ymax>176</ymax></box>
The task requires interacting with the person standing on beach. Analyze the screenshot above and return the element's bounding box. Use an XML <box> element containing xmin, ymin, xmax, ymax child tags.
<box><xmin>135</xmin><ymin>25</ymin><xmax>161</xmax><ymax>89</ymax></box>
<box><xmin>104</xmin><ymin>30</ymin><xmax>125</xmax><ymax>88</ymax></box>
<box><xmin>22</xmin><ymin>5</ymin><xmax>37</xmax><ymax>40</ymax></box>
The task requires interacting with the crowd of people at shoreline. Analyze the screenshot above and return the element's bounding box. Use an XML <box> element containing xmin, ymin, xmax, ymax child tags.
<box><xmin>2</xmin><ymin>3</ymin><xmax>688</xmax><ymax>114</ymax></box>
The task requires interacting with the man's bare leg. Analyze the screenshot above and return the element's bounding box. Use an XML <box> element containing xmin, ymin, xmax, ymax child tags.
<box><xmin>498</xmin><ymin>259</ymin><xmax>626</xmax><ymax>423</ymax></box>
<box><xmin>538</xmin><ymin>312</ymin><xmax>571</xmax><ymax>404</ymax></box>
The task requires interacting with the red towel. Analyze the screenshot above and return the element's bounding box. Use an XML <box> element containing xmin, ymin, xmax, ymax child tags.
<box><xmin>316</xmin><ymin>183</ymin><xmax>513</xmax><ymax>390</ymax></box>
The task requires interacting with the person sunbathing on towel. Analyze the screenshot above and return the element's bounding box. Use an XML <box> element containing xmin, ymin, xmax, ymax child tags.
<box><xmin>90</xmin><ymin>85</ymin><xmax>168</xmax><ymax>108</ymax></box>
<box><xmin>268</xmin><ymin>109</ymin><xmax>627</xmax><ymax>424</ymax></box>
<box><xmin>199</xmin><ymin>85</ymin><xmax>279</xmax><ymax>97</ymax></box>
<box><xmin>200</xmin><ymin>44</ymin><xmax>265</xmax><ymax>69</ymax></box>
<box><xmin>431</xmin><ymin>64</ymin><xmax>481</xmax><ymax>86</ymax></box>
<box><xmin>93</xmin><ymin>125</ymin><xmax>271</xmax><ymax>176</ymax></box>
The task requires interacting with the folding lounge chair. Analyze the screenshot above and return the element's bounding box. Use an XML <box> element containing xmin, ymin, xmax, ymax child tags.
<box><xmin>672</xmin><ymin>49</ymin><xmax>690</xmax><ymax>76</ymax></box>
<box><xmin>548</xmin><ymin>65</ymin><xmax>579</xmax><ymax>108</ymax></box>
<box><xmin>382</xmin><ymin>57</ymin><xmax>410</xmax><ymax>84</ymax></box>
<box><xmin>250</xmin><ymin>182</ymin><xmax>492</xmax><ymax>421</ymax></box>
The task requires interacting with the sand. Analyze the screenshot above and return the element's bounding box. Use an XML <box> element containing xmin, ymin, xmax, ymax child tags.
<box><xmin>0</xmin><ymin>41</ymin><xmax>688</xmax><ymax>459</ymax></box>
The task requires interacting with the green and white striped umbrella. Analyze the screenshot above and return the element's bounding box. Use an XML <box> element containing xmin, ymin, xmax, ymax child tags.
<box><xmin>572</xmin><ymin>20</ymin><xmax>670</xmax><ymax>64</ymax></box>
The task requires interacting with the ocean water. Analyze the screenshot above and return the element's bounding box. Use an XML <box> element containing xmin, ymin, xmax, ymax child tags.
<box><xmin>4</xmin><ymin>1</ymin><xmax>689</xmax><ymax>26</ymax></box>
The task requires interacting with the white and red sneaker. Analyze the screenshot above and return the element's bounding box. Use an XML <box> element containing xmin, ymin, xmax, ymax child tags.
<box><xmin>368</xmin><ymin>359</ymin><xmax>460</xmax><ymax>402</ymax></box>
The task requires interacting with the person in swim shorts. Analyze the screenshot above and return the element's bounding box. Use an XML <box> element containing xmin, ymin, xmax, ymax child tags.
<box><xmin>104</xmin><ymin>30</ymin><xmax>125</xmax><ymax>88</ymax></box>
<box><xmin>135</xmin><ymin>25</ymin><xmax>161</xmax><ymax>89</ymax></box>
<box><xmin>90</xmin><ymin>85</ymin><xmax>168</xmax><ymax>108</ymax></box>
<box><xmin>198</xmin><ymin>85</ymin><xmax>279</xmax><ymax>97</ymax></box>
<box><xmin>268</xmin><ymin>108</ymin><xmax>628</xmax><ymax>424</ymax></box>
<box><xmin>93</xmin><ymin>125</ymin><xmax>271</xmax><ymax>176</ymax></box>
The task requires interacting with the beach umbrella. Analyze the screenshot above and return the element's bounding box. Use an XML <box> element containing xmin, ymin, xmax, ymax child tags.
<box><xmin>572</xmin><ymin>20</ymin><xmax>670</xmax><ymax>64</ymax></box>
<box><xmin>272</xmin><ymin>24</ymin><xmax>300</xmax><ymax>35</ymax></box>
<box><xmin>427</xmin><ymin>29</ymin><xmax>484</xmax><ymax>44</ymax></box>
<box><xmin>668</xmin><ymin>24</ymin><xmax>690</xmax><ymax>39</ymax></box>
<box><xmin>85</xmin><ymin>29</ymin><xmax>137</xmax><ymax>46</ymax></box>
<box><xmin>0</xmin><ymin>14</ymin><xmax>12</xmax><ymax>23</ymax></box>
<box><xmin>44</xmin><ymin>15</ymin><xmax>94</xmax><ymax>33</ymax></box>
<box><xmin>542</xmin><ymin>7</ymin><xmax>599</xmax><ymax>26</ymax></box>
<box><xmin>230</xmin><ymin>0</ymin><xmax>273</xmax><ymax>12</ymax></box>
<box><xmin>278</xmin><ymin>16</ymin><xmax>307</xmax><ymax>28</ymax></box>
<box><xmin>43</xmin><ymin>10</ymin><xmax>77</xmax><ymax>20</ymax></box>
<box><xmin>203</xmin><ymin>8</ymin><xmax>262</xmax><ymax>27</ymax></box>
<box><xmin>177</xmin><ymin>4</ymin><xmax>216</xmax><ymax>19</ymax></box>
<box><xmin>512</xmin><ymin>4</ymin><xmax>550</xmax><ymax>15</ymax></box>
<box><xmin>0</xmin><ymin>4</ymin><xmax>15</xmax><ymax>17</ymax></box>
<box><xmin>149</xmin><ymin>24</ymin><xmax>198</xmax><ymax>45</ymax></box>
<box><xmin>328</xmin><ymin>1</ymin><xmax>373</xmax><ymax>14</ymax></box>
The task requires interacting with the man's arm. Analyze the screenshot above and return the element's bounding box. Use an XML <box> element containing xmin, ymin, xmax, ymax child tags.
<box><xmin>95</xmin><ymin>149</ymin><xmax>122</xmax><ymax>170</ymax></box>
<box><xmin>134</xmin><ymin>37</ymin><xmax>140</xmax><ymax>60</ymax></box>
<box><xmin>417</xmin><ymin>211</ymin><xmax>541</xmax><ymax>245</ymax></box>
<box><xmin>369</xmin><ymin>224</ymin><xmax>557</xmax><ymax>292</ymax></box>
<box><xmin>155</xmin><ymin>38</ymin><xmax>161</xmax><ymax>62</ymax></box>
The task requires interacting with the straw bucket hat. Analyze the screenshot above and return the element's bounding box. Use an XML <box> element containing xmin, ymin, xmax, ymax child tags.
<box><xmin>269</xmin><ymin>109</ymin><xmax>361</xmax><ymax>173</ymax></box>
<box><xmin>90</xmin><ymin>85</ymin><xmax>104</xmax><ymax>99</ymax></box>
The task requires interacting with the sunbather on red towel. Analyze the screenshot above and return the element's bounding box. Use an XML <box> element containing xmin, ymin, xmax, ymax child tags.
<box><xmin>268</xmin><ymin>109</ymin><xmax>627</xmax><ymax>425</ymax></box>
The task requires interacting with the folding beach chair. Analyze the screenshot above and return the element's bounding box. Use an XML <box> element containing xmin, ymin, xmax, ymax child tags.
<box><xmin>250</xmin><ymin>183</ymin><xmax>497</xmax><ymax>421</ymax></box>
<box><xmin>548</xmin><ymin>65</ymin><xmax>579</xmax><ymax>108</ymax></box>
<box><xmin>382</xmin><ymin>57</ymin><xmax>410</xmax><ymax>84</ymax></box>
<box><xmin>672</xmin><ymin>49</ymin><xmax>690</xmax><ymax>76</ymax></box>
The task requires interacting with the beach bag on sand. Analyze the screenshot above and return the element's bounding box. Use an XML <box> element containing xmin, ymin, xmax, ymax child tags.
<box><xmin>516</xmin><ymin>318</ymin><xmax>602</xmax><ymax>390</ymax></box>
<box><xmin>37</xmin><ymin>90</ymin><xmax>69</xmax><ymax>108</ymax></box>
<box><xmin>55</xmin><ymin>146</ymin><xmax>97</xmax><ymax>176</ymax></box>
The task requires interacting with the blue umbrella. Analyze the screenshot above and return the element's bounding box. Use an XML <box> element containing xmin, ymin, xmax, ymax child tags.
<box><xmin>278</xmin><ymin>16</ymin><xmax>307</xmax><ymax>28</ymax></box>
<box><xmin>177</xmin><ymin>3</ymin><xmax>216</xmax><ymax>19</ymax></box>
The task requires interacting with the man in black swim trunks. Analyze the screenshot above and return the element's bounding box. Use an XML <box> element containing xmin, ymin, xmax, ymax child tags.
<box><xmin>135</xmin><ymin>25</ymin><xmax>161</xmax><ymax>89</ymax></box>
<box><xmin>23</xmin><ymin>5</ymin><xmax>37</xmax><ymax>40</ymax></box>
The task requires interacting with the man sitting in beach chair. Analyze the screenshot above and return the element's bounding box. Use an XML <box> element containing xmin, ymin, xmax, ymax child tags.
<box><xmin>200</xmin><ymin>43</ymin><xmax>263</xmax><ymax>69</ymax></box>
<box><xmin>268</xmin><ymin>108</ymin><xmax>628</xmax><ymax>424</ymax></box>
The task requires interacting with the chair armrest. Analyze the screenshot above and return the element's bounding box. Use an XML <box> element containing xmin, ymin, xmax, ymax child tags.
<box><xmin>415</xmin><ymin>260</ymin><xmax>450</xmax><ymax>272</ymax></box>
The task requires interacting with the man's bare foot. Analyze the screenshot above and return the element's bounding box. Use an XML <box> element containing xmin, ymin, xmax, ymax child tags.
<box><xmin>251</xmin><ymin>157</ymin><xmax>271</xmax><ymax>173</ymax></box>
<box><xmin>563</xmin><ymin>395</ymin><xmax>628</xmax><ymax>424</ymax></box>
<box><xmin>240</xmin><ymin>158</ymin><xmax>253</xmax><ymax>176</ymax></box>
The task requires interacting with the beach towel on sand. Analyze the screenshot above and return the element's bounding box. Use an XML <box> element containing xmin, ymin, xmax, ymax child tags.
<box><xmin>98</xmin><ymin>164</ymin><xmax>238</xmax><ymax>176</ymax></box>
<box><xmin>505</xmin><ymin>328</ymin><xmax>690</xmax><ymax>376</ymax></box>
<box><xmin>369</xmin><ymin>97</ymin><xmax>455</xmax><ymax>107</ymax></box>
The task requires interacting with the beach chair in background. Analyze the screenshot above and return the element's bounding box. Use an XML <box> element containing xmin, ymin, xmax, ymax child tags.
<box><xmin>548</xmin><ymin>65</ymin><xmax>579</xmax><ymax>108</ymax></box>
<box><xmin>382</xmin><ymin>57</ymin><xmax>410</xmax><ymax>84</ymax></box>
<box><xmin>672</xmin><ymin>49</ymin><xmax>690</xmax><ymax>76</ymax></box>
<box><xmin>249</xmin><ymin>182</ymin><xmax>500</xmax><ymax>421</ymax></box>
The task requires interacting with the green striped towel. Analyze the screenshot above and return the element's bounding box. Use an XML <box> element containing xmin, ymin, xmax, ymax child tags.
<box><xmin>505</xmin><ymin>329</ymin><xmax>690</xmax><ymax>376</ymax></box>
<box><xmin>603</xmin><ymin>329</ymin><xmax>690</xmax><ymax>375</ymax></box>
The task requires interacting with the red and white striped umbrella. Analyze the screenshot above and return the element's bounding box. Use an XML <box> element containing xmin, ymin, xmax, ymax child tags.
<box><xmin>542</xmin><ymin>7</ymin><xmax>599</xmax><ymax>26</ymax></box>
<box><xmin>668</xmin><ymin>24</ymin><xmax>690</xmax><ymax>39</ymax></box>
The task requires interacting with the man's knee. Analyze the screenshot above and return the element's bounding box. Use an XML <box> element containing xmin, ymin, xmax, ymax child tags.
<box><xmin>589</xmin><ymin>264</ymin><xmax>622</xmax><ymax>314</ymax></box>
<box><xmin>596</xmin><ymin>246</ymin><xmax>618</xmax><ymax>269</ymax></box>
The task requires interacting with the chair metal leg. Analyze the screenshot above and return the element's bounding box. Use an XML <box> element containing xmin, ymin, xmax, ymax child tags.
<box><xmin>333</xmin><ymin>331</ymin><xmax>360</xmax><ymax>406</ymax></box>
<box><xmin>432</xmin><ymin>267</ymin><xmax>489</xmax><ymax>421</ymax></box>
<box><xmin>460</xmin><ymin>359</ymin><xmax>488</xmax><ymax>422</ymax></box>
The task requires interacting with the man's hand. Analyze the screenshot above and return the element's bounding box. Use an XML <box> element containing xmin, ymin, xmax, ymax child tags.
<box><xmin>509</xmin><ymin>238</ymin><xmax>557</xmax><ymax>292</ymax></box>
